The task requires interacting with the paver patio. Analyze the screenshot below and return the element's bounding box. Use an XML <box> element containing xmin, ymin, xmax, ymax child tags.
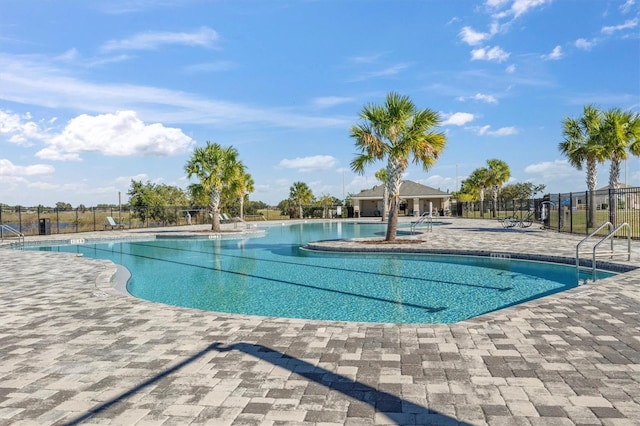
<box><xmin>1</xmin><ymin>218</ymin><xmax>639</xmax><ymax>425</ymax></box>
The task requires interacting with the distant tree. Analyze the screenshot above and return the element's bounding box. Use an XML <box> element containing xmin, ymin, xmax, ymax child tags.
<box><xmin>559</xmin><ymin>105</ymin><xmax>606</xmax><ymax>228</ymax></box>
<box><xmin>350</xmin><ymin>92</ymin><xmax>447</xmax><ymax>241</ymax></box>
<box><xmin>500</xmin><ymin>182</ymin><xmax>546</xmax><ymax>213</ymax></box>
<box><xmin>55</xmin><ymin>202</ymin><xmax>72</xmax><ymax>211</ymax></box>
<box><xmin>316</xmin><ymin>194</ymin><xmax>337</xmax><ymax>219</ymax></box>
<box><xmin>466</xmin><ymin>167</ymin><xmax>490</xmax><ymax>217</ymax></box>
<box><xmin>244</xmin><ymin>200</ymin><xmax>268</xmax><ymax>216</ymax></box>
<box><xmin>236</xmin><ymin>171</ymin><xmax>254</xmax><ymax>220</ymax></box>
<box><xmin>486</xmin><ymin>159</ymin><xmax>511</xmax><ymax>218</ymax></box>
<box><xmin>127</xmin><ymin>180</ymin><xmax>188</xmax><ymax>224</ymax></box>
<box><xmin>289</xmin><ymin>181</ymin><xmax>314</xmax><ymax>219</ymax></box>
<box><xmin>184</xmin><ymin>142</ymin><xmax>244</xmax><ymax>231</ymax></box>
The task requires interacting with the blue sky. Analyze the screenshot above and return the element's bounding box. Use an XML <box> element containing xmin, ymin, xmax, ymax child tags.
<box><xmin>1</xmin><ymin>0</ymin><xmax>639</xmax><ymax>207</ymax></box>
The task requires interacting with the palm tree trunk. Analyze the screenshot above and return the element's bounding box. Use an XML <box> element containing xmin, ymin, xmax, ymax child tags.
<box><xmin>385</xmin><ymin>158</ymin><xmax>404</xmax><ymax>241</ymax></box>
<box><xmin>382</xmin><ymin>187</ymin><xmax>388</xmax><ymax>222</ymax></box>
<box><xmin>386</xmin><ymin>195</ymin><xmax>399</xmax><ymax>241</ymax></box>
<box><xmin>239</xmin><ymin>195</ymin><xmax>245</xmax><ymax>220</ymax></box>
<box><xmin>609</xmin><ymin>158</ymin><xmax>621</xmax><ymax>227</ymax></box>
<box><xmin>299</xmin><ymin>204</ymin><xmax>303</xmax><ymax>219</ymax></box>
<box><xmin>586</xmin><ymin>158</ymin><xmax>597</xmax><ymax>229</ymax></box>
<box><xmin>479</xmin><ymin>188</ymin><xmax>485</xmax><ymax>218</ymax></box>
<box><xmin>491</xmin><ymin>186</ymin><xmax>498</xmax><ymax>218</ymax></box>
<box><xmin>211</xmin><ymin>189</ymin><xmax>221</xmax><ymax>232</ymax></box>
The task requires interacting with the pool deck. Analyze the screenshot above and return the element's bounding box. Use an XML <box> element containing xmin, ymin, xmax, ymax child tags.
<box><xmin>1</xmin><ymin>217</ymin><xmax>640</xmax><ymax>425</ymax></box>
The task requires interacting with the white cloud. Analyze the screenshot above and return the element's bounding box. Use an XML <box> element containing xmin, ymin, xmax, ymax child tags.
<box><xmin>458</xmin><ymin>93</ymin><xmax>498</xmax><ymax>104</ymax></box>
<box><xmin>442</xmin><ymin>112</ymin><xmax>475</xmax><ymax>126</ymax></box>
<box><xmin>36</xmin><ymin>110</ymin><xmax>195</xmax><ymax>161</ymax></box>
<box><xmin>505</xmin><ymin>64</ymin><xmax>516</xmax><ymax>73</ymax></box>
<box><xmin>459</xmin><ymin>26</ymin><xmax>491</xmax><ymax>46</ymax></box>
<box><xmin>542</xmin><ymin>45</ymin><xmax>563</xmax><ymax>60</ymax></box>
<box><xmin>101</xmin><ymin>27</ymin><xmax>219</xmax><ymax>52</ymax></box>
<box><xmin>621</xmin><ymin>0</ymin><xmax>635</xmax><ymax>13</ymax></box>
<box><xmin>602</xmin><ymin>18</ymin><xmax>638</xmax><ymax>34</ymax></box>
<box><xmin>348</xmin><ymin>53</ymin><xmax>383</xmax><ymax>64</ymax></box>
<box><xmin>470</xmin><ymin>46</ymin><xmax>510</xmax><ymax>62</ymax></box>
<box><xmin>524</xmin><ymin>159</ymin><xmax>578</xmax><ymax>181</ymax></box>
<box><xmin>279</xmin><ymin>155</ymin><xmax>337</xmax><ymax>172</ymax></box>
<box><xmin>477</xmin><ymin>125</ymin><xmax>517</xmax><ymax>136</ymax></box>
<box><xmin>350</xmin><ymin>63</ymin><xmax>411</xmax><ymax>81</ymax></box>
<box><xmin>184</xmin><ymin>61</ymin><xmax>236</xmax><ymax>73</ymax></box>
<box><xmin>420</xmin><ymin>175</ymin><xmax>455</xmax><ymax>191</ymax></box>
<box><xmin>510</xmin><ymin>0</ymin><xmax>551</xmax><ymax>18</ymax></box>
<box><xmin>0</xmin><ymin>158</ymin><xmax>55</xmax><ymax>177</ymax></box>
<box><xmin>312</xmin><ymin>96</ymin><xmax>354</xmax><ymax>109</ymax></box>
<box><xmin>575</xmin><ymin>38</ymin><xmax>595</xmax><ymax>50</ymax></box>
<box><xmin>0</xmin><ymin>110</ymin><xmax>51</xmax><ymax>146</ymax></box>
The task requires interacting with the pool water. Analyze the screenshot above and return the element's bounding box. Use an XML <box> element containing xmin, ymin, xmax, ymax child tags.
<box><xmin>31</xmin><ymin>222</ymin><xmax>614</xmax><ymax>323</ymax></box>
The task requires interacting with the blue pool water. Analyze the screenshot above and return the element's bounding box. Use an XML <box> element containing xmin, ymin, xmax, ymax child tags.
<box><xmin>30</xmin><ymin>222</ymin><xmax>614</xmax><ymax>323</ymax></box>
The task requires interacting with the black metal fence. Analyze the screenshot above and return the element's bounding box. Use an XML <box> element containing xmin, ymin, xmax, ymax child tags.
<box><xmin>0</xmin><ymin>204</ymin><xmax>348</xmax><ymax>237</ymax></box>
<box><xmin>450</xmin><ymin>186</ymin><xmax>640</xmax><ymax>239</ymax></box>
<box><xmin>3</xmin><ymin>188</ymin><xmax>639</xmax><ymax>239</ymax></box>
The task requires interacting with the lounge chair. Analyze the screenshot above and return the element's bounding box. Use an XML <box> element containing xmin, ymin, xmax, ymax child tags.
<box><xmin>105</xmin><ymin>216</ymin><xmax>125</xmax><ymax>230</ymax></box>
<box><xmin>498</xmin><ymin>211</ymin><xmax>534</xmax><ymax>228</ymax></box>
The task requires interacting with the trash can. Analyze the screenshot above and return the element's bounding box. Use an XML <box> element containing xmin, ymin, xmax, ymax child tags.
<box><xmin>39</xmin><ymin>218</ymin><xmax>51</xmax><ymax>235</ymax></box>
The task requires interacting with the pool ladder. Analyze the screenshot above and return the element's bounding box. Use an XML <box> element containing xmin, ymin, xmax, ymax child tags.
<box><xmin>0</xmin><ymin>224</ymin><xmax>25</xmax><ymax>249</ymax></box>
<box><xmin>575</xmin><ymin>222</ymin><xmax>631</xmax><ymax>281</ymax></box>
<box><xmin>410</xmin><ymin>212</ymin><xmax>433</xmax><ymax>234</ymax></box>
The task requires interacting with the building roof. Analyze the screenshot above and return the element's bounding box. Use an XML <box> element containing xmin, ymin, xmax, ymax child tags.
<box><xmin>352</xmin><ymin>180</ymin><xmax>451</xmax><ymax>199</ymax></box>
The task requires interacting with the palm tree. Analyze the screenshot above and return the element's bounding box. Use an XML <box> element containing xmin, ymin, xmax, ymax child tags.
<box><xmin>486</xmin><ymin>159</ymin><xmax>511</xmax><ymax>218</ymax></box>
<box><xmin>350</xmin><ymin>92</ymin><xmax>447</xmax><ymax>241</ymax></box>
<box><xmin>600</xmin><ymin>108</ymin><xmax>640</xmax><ymax>226</ymax></box>
<box><xmin>290</xmin><ymin>181</ymin><xmax>313</xmax><ymax>219</ymax></box>
<box><xmin>237</xmin><ymin>171</ymin><xmax>254</xmax><ymax>220</ymax></box>
<box><xmin>374</xmin><ymin>168</ymin><xmax>388</xmax><ymax>222</ymax></box>
<box><xmin>559</xmin><ymin>105</ymin><xmax>606</xmax><ymax>228</ymax></box>
<box><xmin>184</xmin><ymin>142</ymin><xmax>244</xmax><ymax>231</ymax></box>
<box><xmin>467</xmin><ymin>167</ymin><xmax>490</xmax><ymax>217</ymax></box>
<box><xmin>317</xmin><ymin>194</ymin><xmax>334</xmax><ymax>219</ymax></box>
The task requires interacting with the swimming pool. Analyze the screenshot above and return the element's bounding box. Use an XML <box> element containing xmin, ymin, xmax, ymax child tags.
<box><xmin>30</xmin><ymin>222</ymin><xmax>614</xmax><ymax>323</ymax></box>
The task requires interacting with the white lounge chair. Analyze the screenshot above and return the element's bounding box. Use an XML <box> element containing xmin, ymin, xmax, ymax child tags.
<box><xmin>105</xmin><ymin>216</ymin><xmax>125</xmax><ymax>230</ymax></box>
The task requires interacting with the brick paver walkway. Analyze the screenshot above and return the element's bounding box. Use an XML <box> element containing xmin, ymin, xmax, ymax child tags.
<box><xmin>1</xmin><ymin>218</ymin><xmax>639</xmax><ymax>425</ymax></box>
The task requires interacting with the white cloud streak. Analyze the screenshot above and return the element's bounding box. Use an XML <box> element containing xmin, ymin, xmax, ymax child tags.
<box><xmin>101</xmin><ymin>27</ymin><xmax>219</xmax><ymax>52</ymax></box>
<box><xmin>278</xmin><ymin>155</ymin><xmax>337</xmax><ymax>172</ymax></box>
<box><xmin>601</xmin><ymin>18</ymin><xmax>638</xmax><ymax>34</ymax></box>
<box><xmin>0</xmin><ymin>53</ymin><xmax>350</xmax><ymax>130</ymax></box>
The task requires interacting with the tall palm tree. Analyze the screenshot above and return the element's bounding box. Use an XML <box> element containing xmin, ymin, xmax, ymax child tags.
<box><xmin>467</xmin><ymin>167</ymin><xmax>490</xmax><ymax>217</ymax></box>
<box><xmin>374</xmin><ymin>168</ymin><xmax>388</xmax><ymax>222</ymax></box>
<box><xmin>486</xmin><ymin>159</ymin><xmax>511</xmax><ymax>218</ymax></box>
<box><xmin>350</xmin><ymin>92</ymin><xmax>447</xmax><ymax>241</ymax></box>
<box><xmin>237</xmin><ymin>171</ymin><xmax>254</xmax><ymax>220</ymax></box>
<box><xmin>600</xmin><ymin>108</ymin><xmax>640</xmax><ymax>225</ymax></box>
<box><xmin>290</xmin><ymin>181</ymin><xmax>313</xmax><ymax>219</ymax></box>
<box><xmin>558</xmin><ymin>105</ymin><xmax>606</xmax><ymax>228</ymax></box>
<box><xmin>184</xmin><ymin>142</ymin><xmax>244</xmax><ymax>231</ymax></box>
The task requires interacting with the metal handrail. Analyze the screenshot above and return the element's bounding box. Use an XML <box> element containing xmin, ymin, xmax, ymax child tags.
<box><xmin>410</xmin><ymin>212</ymin><xmax>433</xmax><ymax>234</ymax></box>
<box><xmin>0</xmin><ymin>224</ymin><xmax>25</xmax><ymax>249</ymax></box>
<box><xmin>576</xmin><ymin>222</ymin><xmax>631</xmax><ymax>281</ymax></box>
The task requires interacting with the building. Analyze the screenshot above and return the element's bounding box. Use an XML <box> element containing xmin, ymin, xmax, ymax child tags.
<box><xmin>350</xmin><ymin>180</ymin><xmax>451</xmax><ymax>217</ymax></box>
